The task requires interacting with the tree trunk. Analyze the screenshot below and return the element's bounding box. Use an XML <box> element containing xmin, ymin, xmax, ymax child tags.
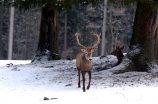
<box><xmin>101</xmin><ymin>0</ymin><xmax>107</xmax><ymax>56</ymax></box>
<box><xmin>109</xmin><ymin>3</ymin><xmax>114</xmax><ymax>53</ymax></box>
<box><xmin>127</xmin><ymin>2</ymin><xmax>157</xmax><ymax>72</ymax></box>
<box><xmin>25</xmin><ymin>17</ymin><xmax>28</xmax><ymax>60</ymax></box>
<box><xmin>0</xmin><ymin>5</ymin><xmax>2</xmax><ymax>59</ymax></box>
<box><xmin>63</xmin><ymin>13</ymin><xmax>67</xmax><ymax>60</ymax></box>
<box><xmin>36</xmin><ymin>6</ymin><xmax>61</xmax><ymax>60</ymax></box>
<box><xmin>153</xmin><ymin>13</ymin><xmax>158</xmax><ymax>60</ymax></box>
<box><xmin>8</xmin><ymin>7</ymin><xmax>14</xmax><ymax>60</ymax></box>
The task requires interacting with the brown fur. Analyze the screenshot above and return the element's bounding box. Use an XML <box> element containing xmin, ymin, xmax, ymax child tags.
<box><xmin>76</xmin><ymin>49</ymin><xmax>95</xmax><ymax>92</ymax></box>
<box><xmin>111</xmin><ymin>46</ymin><xmax>124</xmax><ymax>66</ymax></box>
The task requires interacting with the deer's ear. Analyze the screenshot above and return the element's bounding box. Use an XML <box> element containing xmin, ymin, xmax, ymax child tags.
<box><xmin>81</xmin><ymin>49</ymin><xmax>86</xmax><ymax>52</ymax></box>
<box><xmin>121</xmin><ymin>46</ymin><xmax>124</xmax><ymax>49</ymax></box>
<box><xmin>92</xmin><ymin>48</ymin><xmax>97</xmax><ymax>52</ymax></box>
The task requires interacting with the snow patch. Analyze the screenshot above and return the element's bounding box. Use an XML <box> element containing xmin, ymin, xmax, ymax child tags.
<box><xmin>1</xmin><ymin>56</ymin><xmax>158</xmax><ymax>104</ymax></box>
<box><xmin>128</xmin><ymin>45</ymin><xmax>141</xmax><ymax>57</ymax></box>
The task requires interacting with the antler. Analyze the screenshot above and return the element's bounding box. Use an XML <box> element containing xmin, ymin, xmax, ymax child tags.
<box><xmin>75</xmin><ymin>33</ymin><xmax>87</xmax><ymax>49</ymax></box>
<box><xmin>116</xmin><ymin>40</ymin><xmax>123</xmax><ymax>48</ymax></box>
<box><xmin>91</xmin><ymin>33</ymin><xmax>101</xmax><ymax>49</ymax></box>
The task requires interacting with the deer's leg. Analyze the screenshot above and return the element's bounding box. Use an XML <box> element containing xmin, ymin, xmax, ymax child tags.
<box><xmin>81</xmin><ymin>71</ymin><xmax>86</xmax><ymax>92</ymax></box>
<box><xmin>87</xmin><ymin>71</ymin><xmax>91</xmax><ymax>90</ymax></box>
<box><xmin>78</xmin><ymin>68</ymin><xmax>81</xmax><ymax>88</ymax></box>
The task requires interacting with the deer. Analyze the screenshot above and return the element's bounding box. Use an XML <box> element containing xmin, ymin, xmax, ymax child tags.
<box><xmin>111</xmin><ymin>41</ymin><xmax>124</xmax><ymax>66</ymax></box>
<box><xmin>75</xmin><ymin>32</ymin><xmax>101</xmax><ymax>92</ymax></box>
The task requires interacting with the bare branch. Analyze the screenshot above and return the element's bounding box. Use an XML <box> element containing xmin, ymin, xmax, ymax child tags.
<box><xmin>116</xmin><ymin>40</ymin><xmax>123</xmax><ymax>48</ymax></box>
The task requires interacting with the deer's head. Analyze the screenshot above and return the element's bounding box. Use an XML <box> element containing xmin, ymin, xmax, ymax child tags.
<box><xmin>75</xmin><ymin>33</ymin><xmax>101</xmax><ymax>62</ymax></box>
<box><xmin>111</xmin><ymin>41</ymin><xmax>124</xmax><ymax>58</ymax></box>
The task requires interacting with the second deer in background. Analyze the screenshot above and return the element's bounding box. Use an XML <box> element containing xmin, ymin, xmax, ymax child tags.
<box><xmin>111</xmin><ymin>41</ymin><xmax>124</xmax><ymax>66</ymax></box>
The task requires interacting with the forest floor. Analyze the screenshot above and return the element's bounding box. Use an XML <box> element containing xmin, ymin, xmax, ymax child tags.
<box><xmin>1</xmin><ymin>55</ymin><xmax>158</xmax><ymax>104</ymax></box>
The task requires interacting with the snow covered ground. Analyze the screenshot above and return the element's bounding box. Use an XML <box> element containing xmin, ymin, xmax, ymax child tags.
<box><xmin>1</xmin><ymin>55</ymin><xmax>158</xmax><ymax>104</ymax></box>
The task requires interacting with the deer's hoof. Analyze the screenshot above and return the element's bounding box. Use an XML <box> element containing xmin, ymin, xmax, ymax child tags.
<box><xmin>87</xmin><ymin>85</ymin><xmax>90</xmax><ymax>90</ymax></box>
<box><xmin>82</xmin><ymin>88</ymin><xmax>86</xmax><ymax>92</ymax></box>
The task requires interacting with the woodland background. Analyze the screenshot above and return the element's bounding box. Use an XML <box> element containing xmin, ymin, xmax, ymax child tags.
<box><xmin>0</xmin><ymin>3</ymin><xmax>135</xmax><ymax>60</ymax></box>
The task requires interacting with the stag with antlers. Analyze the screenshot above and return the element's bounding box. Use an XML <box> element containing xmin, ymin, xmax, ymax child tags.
<box><xmin>75</xmin><ymin>32</ymin><xmax>101</xmax><ymax>92</ymax></box>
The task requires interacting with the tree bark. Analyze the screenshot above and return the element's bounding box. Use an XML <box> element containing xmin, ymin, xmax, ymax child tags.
<box><xmin>109</xmin><ymin>3</ymin><xmax>114</xmax><ymax>53</ymax></box>
<box><xmin>127</xmin><ymin>2</ymin><xmax>157</xmax><ymax>72</ymax></box>
<box><xmin>153</xmin><ymin>13</ymin><xmax>158</xmax><ymax>60</ymax></box>
<box><xmin>8</xmin><ymin>7</ymin><xmax>14</xmax><ymax>60</ymax></box>
<box><xmin>25</xmin><ymin>15</ymin><xmax>28</xmax><ymax>60</ymax></box>
<box><xmin>63</xmin><ymin>13</ymin><xmax>67</xmax><ymax>60</ymax></box>
<box><xmin>0</xmin><ymin>5</ymin><xmax>2</xmax><ymax>59</ymax></box>
<box><xmin>36</xmin><ymin>6</ymin><xmax>61</xmax><ymax>60</ymax></box>
<box><xmin>101</xmin><ymin>0</ymin><xmax>107</xmax><ymax>56</ymax></box>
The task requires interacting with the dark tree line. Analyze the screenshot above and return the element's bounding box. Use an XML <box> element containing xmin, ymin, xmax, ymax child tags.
<box><xmin>1</xmin><ymin>0</ymin><xmax>158</xmax><ymax>72</ymax></box>
<box><xmin>58</xmin><ymin>3</ymin><xmax>135</xmax><ymax>59</ymax></box>
<box><xmin>0</xmin><ymin>1</ymin><xmax>135</xmax><ymax>60</ymax></box>
<box><xmin>0</xmin><ymin>7</ymin><xmax>40</xmax><ymax>60</ymax></box>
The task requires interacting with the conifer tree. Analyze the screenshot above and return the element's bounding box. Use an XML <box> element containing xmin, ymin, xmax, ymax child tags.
<box><xmin>127</xmin><ymin>1</ymin><xmax>158</xmax><ymax>72</ymax></box>
<box><xmin>0</xmin><ymin>0</ymin><xmax>103</xmax><ymax>60</ymax></box>
<box><xmin>111</xmin><ymin>0</ymin><xmax>158</xmax><ymax>71</ymax></box>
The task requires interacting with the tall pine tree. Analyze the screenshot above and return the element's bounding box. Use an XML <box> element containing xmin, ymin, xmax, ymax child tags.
<box><xmin>127</xmin><ymin>1</ymin><xmax>158</xmax><ymax>72</ymax></box>
<box><xmin>0</xmin><ymin>0</ymin><xmax>103</xmax><ymax>60</ymax></box>
<box><xmin>111</xmin><ymin>0</ymin><xmax>158</xmax><ymax>72</ymax></box>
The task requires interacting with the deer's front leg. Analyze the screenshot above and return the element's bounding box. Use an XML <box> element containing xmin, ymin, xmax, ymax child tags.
<box><xmin>81</xmin><ymin>71</ymin><xmax>86</xmax><ymax>92</ymax></box>
<box><xmin>87</xmin><ymin>71</ymin><xmax>91</xmax><ymax>90</ymax></box>
<box><xmin>78</xmin><ymin>68</ymin><xmax>81</xmax><ymax>88</ymax></box>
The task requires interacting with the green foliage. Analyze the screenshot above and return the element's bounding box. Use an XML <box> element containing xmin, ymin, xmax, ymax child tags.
<box><xmin>1</xmin><ymin>0</ymin><xmax>104</xmax><ymax>13</ymax></box>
